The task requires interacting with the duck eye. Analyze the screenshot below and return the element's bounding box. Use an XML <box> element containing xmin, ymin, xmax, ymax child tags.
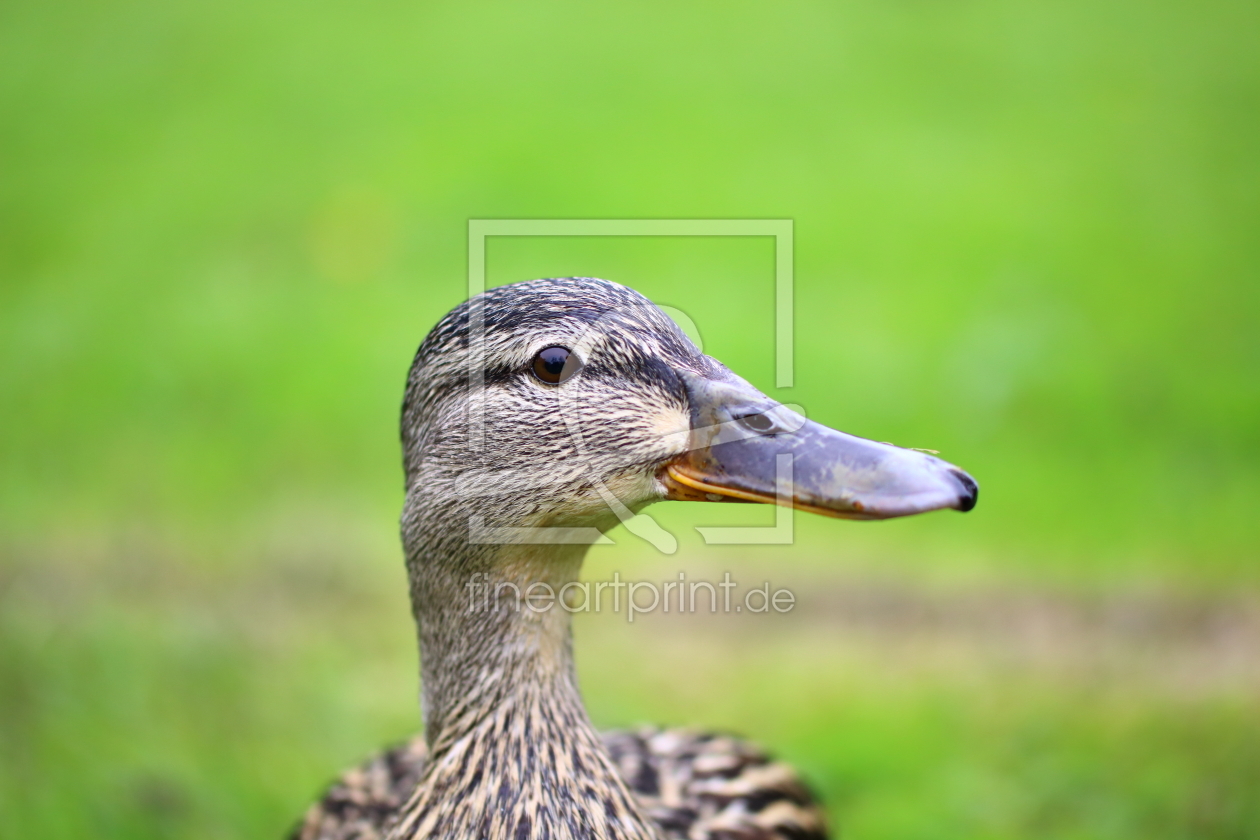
<box><xmin>531</xmin><ymin>346</ymin><xmax>582</xmax><ymax>384</ymax></box>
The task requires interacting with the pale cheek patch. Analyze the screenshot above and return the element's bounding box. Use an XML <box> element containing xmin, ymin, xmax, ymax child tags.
<box><xmin>647</xmin><ymin>404</ymin><xmax>691</xmax><ymax>455</ymax></box>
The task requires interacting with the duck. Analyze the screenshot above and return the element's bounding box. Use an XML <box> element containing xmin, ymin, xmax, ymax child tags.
<box><xmin>292</xmin><ymin>276</ymin><xmax>978</xmax><ymax>840</ymax></box>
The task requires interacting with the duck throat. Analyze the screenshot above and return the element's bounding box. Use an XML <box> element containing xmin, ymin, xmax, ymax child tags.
<box><xmin>396</xmin><ymin>538</ymin><xmax>660</xmax><ymax>840</ymax></box>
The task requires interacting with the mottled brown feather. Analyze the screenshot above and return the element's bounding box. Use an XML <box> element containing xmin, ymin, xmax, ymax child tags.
<box><xmin>292</xmin><ymin>728</ymin><xmax>827</xmax><ymax>840</ymax></box>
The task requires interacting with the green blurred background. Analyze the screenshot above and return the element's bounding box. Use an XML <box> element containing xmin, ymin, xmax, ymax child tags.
<box><xmin>2</xmin><ymin>1</ymin><xmax>1258</xmax><ymax>837</ymax></box>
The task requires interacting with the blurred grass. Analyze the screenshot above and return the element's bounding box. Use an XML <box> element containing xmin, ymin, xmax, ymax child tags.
<box><xmin>1</xmin><ymin>0</ymin><xmax>1258</xmax><ymax>837</ymax></box>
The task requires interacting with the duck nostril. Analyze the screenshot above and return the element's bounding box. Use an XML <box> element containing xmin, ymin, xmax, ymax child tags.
<box><xmin>736</xmin><ymin>413</ymin><xmax>776</xmax><ymax>434</ymax></box>
<box><xmin>949</xmin><ymin>469</ymin><xmax>979</xmax><ymax>512</ymax></box>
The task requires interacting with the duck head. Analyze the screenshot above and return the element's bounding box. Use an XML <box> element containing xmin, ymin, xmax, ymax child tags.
<box><xmin>401</xmin><ymin>277</ymin><xmax>976</xmax><ymax>545</ymax></box>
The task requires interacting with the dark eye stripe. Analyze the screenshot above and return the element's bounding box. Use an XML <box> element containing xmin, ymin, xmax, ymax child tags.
<box><xmin>531</xmin><ymin>346</ymin><xmax>583</xmax><ymax>384</ymax></box>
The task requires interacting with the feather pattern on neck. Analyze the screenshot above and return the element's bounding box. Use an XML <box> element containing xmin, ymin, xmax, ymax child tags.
<box><xmin>392</xmin><ymin>539</ymin><xmax>661</xmax><ymax>840</ymax></box>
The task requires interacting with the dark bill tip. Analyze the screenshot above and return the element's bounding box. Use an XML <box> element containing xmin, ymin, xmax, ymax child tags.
<box><xmin>949</xmin><ymin>469</ymin><xmax>979</xmax><ymax>512</ymax></box>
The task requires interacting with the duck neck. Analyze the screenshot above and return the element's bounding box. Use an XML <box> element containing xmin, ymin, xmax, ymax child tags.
<box><xmin>411</xmin><ymin>541</ymin><xmax>588</xmax><ymax>752</ymax></box>
<box><xmin>398</xmin><ymin>538</ymin><xmax>660</xmax><ymax>840</ymax></box>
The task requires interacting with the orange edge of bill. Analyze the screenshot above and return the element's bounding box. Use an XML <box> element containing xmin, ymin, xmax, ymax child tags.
<box><xmin>664</xmin><ymin>463</ymin><xmax>871</xmax><ymax>521</ymax></box>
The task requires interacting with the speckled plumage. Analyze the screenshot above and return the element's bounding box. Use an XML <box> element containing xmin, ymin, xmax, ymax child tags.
<box><xmin>292</xmin><ymin>278</ymin><xmax>830</xmax><ymax>840</ymax></box>
<box><xmin>293</xmin><ymin>728</ymin><xmax>826</xmax><ymax>840</ymax></box>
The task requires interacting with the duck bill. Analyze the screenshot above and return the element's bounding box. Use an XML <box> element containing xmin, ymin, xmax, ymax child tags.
<box><xmin>661</xmin><ymin>371</ymin><xmax>978</xmax><ymax>520</ymax></box>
